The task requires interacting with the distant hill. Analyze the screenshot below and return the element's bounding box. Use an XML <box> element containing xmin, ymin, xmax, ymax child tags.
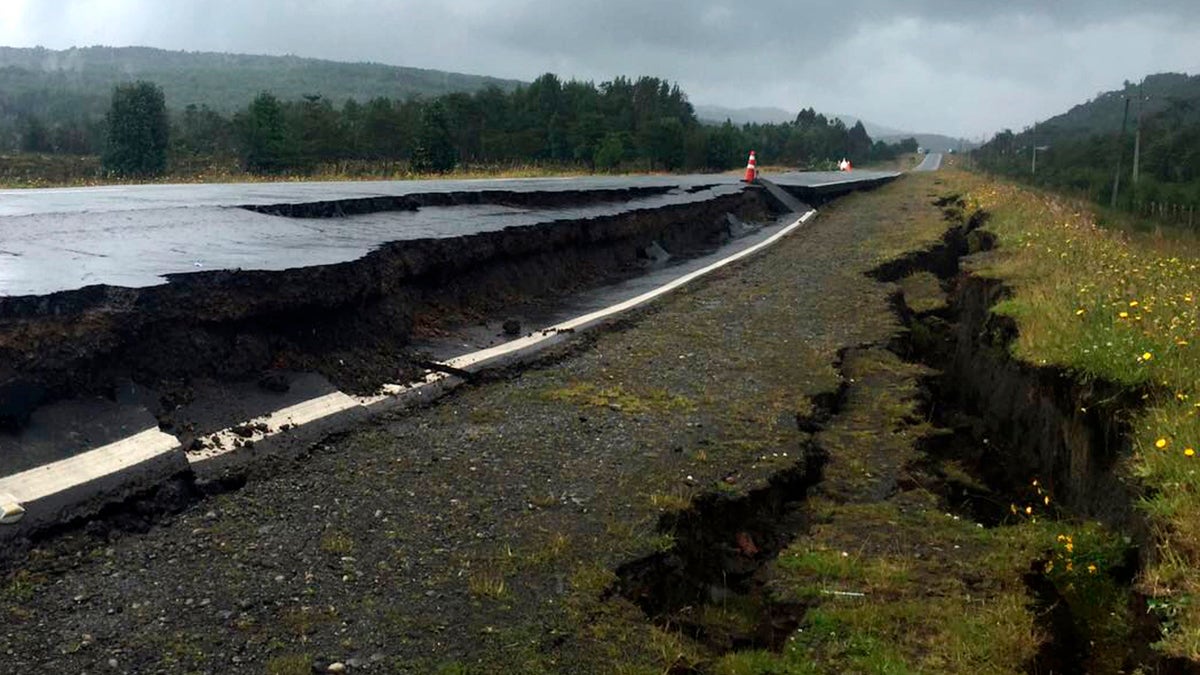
<box><xmin>976</xmin><ymin>72</ymin><xmax>1200</xmax><ymax>218</ymax></box>
<box><xmin>695</xmin><ymin>105</ymin><xmax>972</xmax><ymax>150</ymax></box>
<box><xmin>1034</xmin><ymin>72</ymin><xmax>1200</xmax><ymax>139</ymax></box>
<box><xmin>836</xmin><ymin>115</ymin><xmax>975</xmax><ymax>152</ymax></box>
<box><xmin>694</xmin><ymin>104</ymin><xmax>795</xmax><ymax>125</ymax></box>
<box><xmin>0</xmin><ymin>45</ymin><xmax>524</xmax><ymax>116</ymax></box>
<box><xmin>834</xmin><ymin>115</ymin><xmax>908</xmax><ymax>139</ymax></box>
<box><xmin>881</xmin><ymin>133</ymin><xmax>973</xmax><ymax>153</ymax></box>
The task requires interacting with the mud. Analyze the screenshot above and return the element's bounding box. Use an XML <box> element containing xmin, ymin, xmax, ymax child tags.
<box><xmin>0</xmin><ymin>188</ymin><xmax>774</xmax><ymax>431</ymax></box>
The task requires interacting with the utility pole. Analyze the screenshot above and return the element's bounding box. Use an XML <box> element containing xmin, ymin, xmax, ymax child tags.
<box><xmin>1032</xmin><ymin>145</ymin><xmax>1049</xmax><ymax>174</ymax></box>
<box><xmin>1132</xmin><ymin>88</ymin><xmax>1149</xmax><ymax>185</ymax></box>
<box><xmin>1111</xmin><ymin>96</ymin><xmax>1131</xmax><ymax>208</ymax></box>
<box><xmin>1031</xmin><ymin>123</ymin><xmax>1037</xmax><ymax>174</ymax></box>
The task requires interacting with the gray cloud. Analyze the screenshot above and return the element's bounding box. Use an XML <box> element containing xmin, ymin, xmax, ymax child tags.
<box><xmin>1</xmin><ymin>0</ymin><xmax>1198</xmax><ymax>137</ymax></box>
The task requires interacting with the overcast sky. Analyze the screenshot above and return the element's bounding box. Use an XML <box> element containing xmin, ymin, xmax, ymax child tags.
<box><xmin>1</xmin><ymin>0</ymin><xmax>1198</xmax><ymax>139</ymax></box>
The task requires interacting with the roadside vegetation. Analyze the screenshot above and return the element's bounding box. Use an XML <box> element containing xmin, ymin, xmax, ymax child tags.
<box><xmin>952</xmin><ymin>163</ymin><xmax>1200</xmax><ymax>661</ymax></box>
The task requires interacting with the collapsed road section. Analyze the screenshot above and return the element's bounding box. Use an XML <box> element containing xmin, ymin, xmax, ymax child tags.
<box><xmin>0</xmin><ymin>171</ymin><xmax>897</xmax><ymax>547</ymax></box>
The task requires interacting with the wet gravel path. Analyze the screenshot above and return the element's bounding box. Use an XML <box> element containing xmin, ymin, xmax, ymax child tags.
<box><xmin>1</xmin><ymin>175</ymin><xmax>953</xmax><ymax>673</ymax></box>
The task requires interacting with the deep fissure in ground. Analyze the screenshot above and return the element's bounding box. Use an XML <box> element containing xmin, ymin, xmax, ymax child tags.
<box><xmin>610</xmin><ymin>195</ymin><xmax>1177</xmax><ymax>671</ymax></box>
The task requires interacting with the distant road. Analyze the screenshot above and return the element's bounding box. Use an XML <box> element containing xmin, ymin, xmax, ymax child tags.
<box><xmin>913</xmin><ymin>152</ymin><xmax>943</xmax><ymax>172</ymax></box>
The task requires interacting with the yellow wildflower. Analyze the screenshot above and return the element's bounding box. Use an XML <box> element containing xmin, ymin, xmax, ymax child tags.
<box><xmin>1156</xmin><ymin>438</ymin><xmax>1169</xmax><ymax>449</ymax></box>
<box><xmin>1186</xmin><ymin>448</ymin><xmax>1196</xmax><ymax>458</ymax></box>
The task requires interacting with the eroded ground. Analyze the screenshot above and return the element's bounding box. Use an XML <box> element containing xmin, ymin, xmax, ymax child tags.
<box><xmin>2</xmin><ymin>174</ymin><xmax>1098</xmax><ymax>673</ymax></box>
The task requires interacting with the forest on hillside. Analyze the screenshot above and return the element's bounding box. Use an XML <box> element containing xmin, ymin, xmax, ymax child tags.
<box><xmin>974</xmin><ymin>73</ymin><xmax>1200</xmax><ymax>222</ymax></box>
<box><xmin>4</xmin><ymin>68</ymin><xmax>915</xmax><ymax>179</ymax></box>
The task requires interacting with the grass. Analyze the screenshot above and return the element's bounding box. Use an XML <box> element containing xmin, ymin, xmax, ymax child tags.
<box><xmin>319</xmin><ymin>529</ymin><xmax>356</xmax><ymax>556</ymax></box>
<box><xmin>896</xmin><ymin>271</ymin><xmax>947</xmax><ymax>314</ymax></box>
<box><xmin>266</xmin><ymin>654</ymin><xmax>313</xmax><ymax>675</ymax></box>
<box><xmin>0</xmin><ymin>152</ymin><xmax>663</xmax><ymax>189</ymax></box>
<box><xmin>648</xmin><ymin>489</ymin><xmax>693</xmax><ymax>512</ymax></box>
<box><xmin>279</xmin><ymin>605</ymin><xmax>337</xmax><ymax>638</ymax></box>
<box><xmin>467</xmin><ymin>568</ymin><xmax>510</xmax><ymax>601</ymax></box>
<box><xmin>956</xmin><ymin>170</ymin><xmax>1200</xmax><ymax>659</ymax></box>
<box><xmin>739</xmin><ymin>496</ymin><xmax>1136</xmax><ymax>673</ymax></box>
<box><xmin>1</xmin><ymin>569</ymin><xmax>48</xmax><ymax>603</ymax></box>
<box><xmin>543</xmin><ymin>381</ymin><xmax>697</xmax><ymax>415</ymax></box>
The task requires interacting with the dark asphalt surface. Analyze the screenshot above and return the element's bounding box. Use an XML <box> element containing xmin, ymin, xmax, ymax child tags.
<box><xmin>0</xmin><ymin>171</ymin><xmax>896</xmax><ymax>297</ymax></box>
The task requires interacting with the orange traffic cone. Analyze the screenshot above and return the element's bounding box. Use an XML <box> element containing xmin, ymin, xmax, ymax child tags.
<box><xmin>742</xmin><ymin>151</ymin><xmax>758</xmax><ymax>182</ymax></box>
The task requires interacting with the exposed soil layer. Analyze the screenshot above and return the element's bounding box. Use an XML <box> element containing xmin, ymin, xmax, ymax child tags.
<box><xmin>0</xmin><ymin>187</ymin><xmax>773</xmax><ymax>430</ymax></box>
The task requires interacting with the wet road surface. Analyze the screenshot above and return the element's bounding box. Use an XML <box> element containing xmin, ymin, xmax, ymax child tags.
<box><xmin>913</xmin><ymin>152</ymin><xmax>943</xmax><ymax>172</ymax></box>
<box><xmin>0</xmin><ymin>172</ymin><xmax>896</xmax><ymax>297</ymax></box>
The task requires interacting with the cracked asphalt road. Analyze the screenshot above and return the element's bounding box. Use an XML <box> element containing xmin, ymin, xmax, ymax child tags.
<box><xmin>1</xmin><ymin>173</ymin><xmax>953</xmax><ymax>674</ymax></box>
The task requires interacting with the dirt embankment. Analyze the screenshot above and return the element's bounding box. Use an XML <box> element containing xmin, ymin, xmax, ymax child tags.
<box><xmin>883</xmin><ymin>199</ymin><xmax>1192</xmax><ymax>672</ymax></box>
<box><xmin>0</xmin><ymin>188</ymin><xmax>774</xmax><ymax>430</ymax></box>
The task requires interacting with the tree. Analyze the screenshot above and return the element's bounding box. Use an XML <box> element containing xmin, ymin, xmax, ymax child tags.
<box><xmin>20</xmin><ymin>116</ymin><xmax>52</xmax><ymax>153</ymax></box>
<box><xmin>361</xmin><ymin>97</ymin><xmax>410</xmax><ymax>160</ymax></box>
<box><xmin>102</xmin><ymin>81</ymin><xmax>169</xmax><ymax>176</ymax></box>
<box><xmin>703</xmin><ymin>121</ymin><xmax>739</xmax><ymax>170</ymax></box>
<box><xmin>593</xmin><ymin>132</ymin><xmax>628</xmax><ymax>172</ymax></box>
<box><xmin>174</xmin><ymin>104</ymin><xmax>233</xmax><ymax>158</ymax></box>
<box><xmin>237</xmin><ymin>92</ymin><xmax>290</xmax><ymax>174</ymax></box>
<box><xmin>846</xmin><ymin>120</ymin><xmax>873</xmax><ymax>164</ymax></box>
<box><xmin>291</xmin><ymin>94</ymin><xmax>344</xmax><ymax>170</ymax></box>
<box><xmin>640</xmin><ymin>116</ymin><xmax>685</xmax><ymax>170</ymax></box>
<box><xmin>411</xmin><ymin>101</ymin><xmax>457</xmax><ymax>173</ymax></box>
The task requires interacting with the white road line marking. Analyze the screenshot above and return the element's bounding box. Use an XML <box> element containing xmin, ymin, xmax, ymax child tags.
<box><xmin>353</xmin><ymin>372</ymin><xmax>448</xmax><ymax>407</ymax></box>
<box><xmin>186</xmin><ymin>391</ymin><xmax>362</xmax><ymax>462</ymax></box>
<box><xmin>0</xmin><ymin>428</ymin><xmax>180</xmax><ymax>505</ymax></box>
<box><xmin>0</xmin><ymin>493</ymin><xmax>24</xmax><ymax>524</ymax></box>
